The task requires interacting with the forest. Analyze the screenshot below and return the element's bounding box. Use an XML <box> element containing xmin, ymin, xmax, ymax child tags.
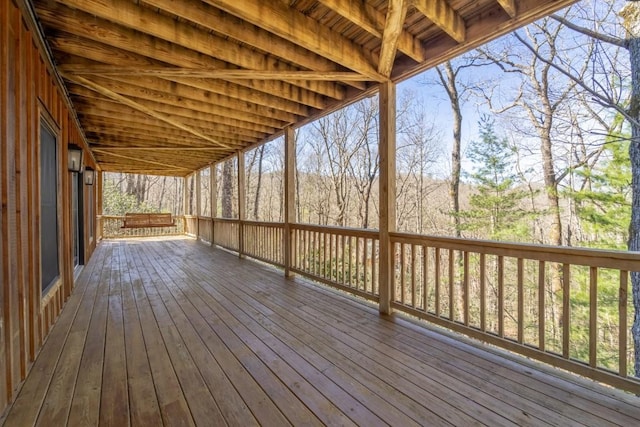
<box><xmin>103</xmin><ymin>1</ymin><xmax>639</xmax><ymax>377</ymax></box>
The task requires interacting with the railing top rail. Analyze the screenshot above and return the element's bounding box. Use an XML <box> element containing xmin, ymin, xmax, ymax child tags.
<box><xmin>211</xmin><ymin>217</ymin><xmax>240</xmax><ymax>223</ymax></box>
<box><xmin>391</xmin><ymin>231</ymin><xmax>640</xmax><ymax>270</ymax></box>
<box><xmin>291</xmin><ymin>222</ymin><xmax>379</xmax><ymax>239</ymax></box>
<box><xmin>101</xmin><ymin>214</ymin><xmax>185</xmax><ymax>220</ymax></box>
<box><xmin>242</xmin><ymin>220</ymin><xmax>285</xmax><ymax>228</ymax></box>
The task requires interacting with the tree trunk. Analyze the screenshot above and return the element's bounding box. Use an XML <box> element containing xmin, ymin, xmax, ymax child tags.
<box><xmin>441</xmin><ymin>62</ymin><xmax>463</xmax><ymax>238</ymax></box>
<box><xmin>622</xmin><ymin>1</ymin><xmax>640</xmax><ymax>377</ymax></box>
<box><xmin>222</xmin><ymin>160</ymin><xmax>233</xmax><ymax>218</ymax></box>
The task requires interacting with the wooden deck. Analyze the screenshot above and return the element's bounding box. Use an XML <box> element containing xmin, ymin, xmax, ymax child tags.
<box><xmin>3</xmin><ymin>237</ymin><xmax>640</xmax><ymax>426</ymax></box>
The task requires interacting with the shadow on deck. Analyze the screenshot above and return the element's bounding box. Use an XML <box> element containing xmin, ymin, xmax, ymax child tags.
<box><xmin>3</xmin><ymin>237</ymin><xmax>640</xmax><ymax>426</ymax></box>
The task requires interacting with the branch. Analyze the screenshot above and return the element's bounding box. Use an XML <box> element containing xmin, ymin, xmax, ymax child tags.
<box><xmin>550</xmin><ymin>14</ymin><xmax>626</xmax><ymax>48</ymax></box>
<box><xmin>512</xmin><ymin>31</ymin><xmax>639</xmax><ymax>128</ymax></box>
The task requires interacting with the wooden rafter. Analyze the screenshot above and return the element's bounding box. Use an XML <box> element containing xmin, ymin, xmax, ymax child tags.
<box><xmin>93</xmin><ymin>149</ymin><xmax>193</xmax><ymax>171</ymax></box>
<box><xmin>317</xmin><ymin>0</ymin><xmax>425</xmax><ymax>63</ymax></box>
<box><xmin>142</xmin><ymin>0</ymin><xmax>367</xmax><ymax>90</ymax></box>
<box><xmin>496</xmin><ymin>0</ymin><xmax>517</xmax><ymax>18</ymax></box>
<box><xmin>93</xmin><ymin>147</ymin><xmax>224</xmax><ymax>151</ymax></box>
<box><xmin>61</xmin><ymin>66</ymin><xmax>371</xmax><ymax>81</ymax></box>
<box><xmin>74</xmin><ymin>100</ymin><xmax>270</xmax><ymax>139</ymax></box>
<box><xmin>378</xmin><ymin>0</ymin><xmax>409</xmax><ymax>77</ymax></box>
<box><xmin>64</xmin><ymin>74</ymin><xmax>232</xmax><ymax>149</ymax></box>
<box><xmin>204</xmin><ymin>0</ymin><xmax>386</xmax><ymax>81</ymax></box>
<box><xmin>46</xmin><ymin>0</ymin><xmax>347</xmax><ymax>97</ymax></box>
<box><xmin>28</xmin><ymin>0</ymin><xmax>578</xmax><ymax>175</ymax></box>
<box><xmin>71</xmin><ymin>92</ymin><xmax>278</xmax><ymax>135</ymax></box>
<box><xmin>413</xmin><ymin>0</ymin><xmax>466</xmax><ymax>43</ymax></box>
<box><xmin>66</xmin><ymin>78</ymin><xmax>289</xmax><ymax>129</ymax></box>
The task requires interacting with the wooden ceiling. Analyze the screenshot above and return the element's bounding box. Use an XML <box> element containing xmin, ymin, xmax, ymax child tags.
<box><xmin>32</xmin><ymin>0</ymin><xmax>576</xmax><ymax>176</ymax></box>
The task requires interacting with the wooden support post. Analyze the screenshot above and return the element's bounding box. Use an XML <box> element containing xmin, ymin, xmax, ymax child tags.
<box><xmin>237</xmin><ymin>151</ymin><xmax>245</xmax><ymax>258</ymax></box>
<box><xmin>195</xmin><ymin>169</ymin><xmax>201</xmax><ymax>240</ymax></box>
<box><xmin>96</xmin><ymin>170</ymin><xmax>103</xmax><ymax>240</ymax></box>
<box><xmin>210</xmin><ymin>163</ymin><xmax>217</xmax><ymax>246</ymax></box>
<box><xmin>379</xmin><ymin>81</ymin><xmax>396</xmax><ymax>315</ymax></box>
<box><xmin>284</xmin><ymin>126</ymin><xmax>296</xmax><ymax>278</ymax></box>
<box><xmin>182</xmin><ymin>175</ymin><xmax>189</xmax><ymax>232</ymax></box>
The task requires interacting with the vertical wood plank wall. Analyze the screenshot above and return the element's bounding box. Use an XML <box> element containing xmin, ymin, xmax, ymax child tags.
<box><xmin>0</xmin><ymin>0</ymin><xmax>97</xmax><ymax>413</ymax></box>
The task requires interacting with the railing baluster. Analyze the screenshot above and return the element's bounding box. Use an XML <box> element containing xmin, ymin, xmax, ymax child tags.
<box><xmin>449</xmin><ymin>249</ymin><xmax>454</xmax><ymax>321</ymax></box>
<box><xmin>498</xmin><ymin>255</ymin><xmax>504</xmax><ymax>338</ymax></box>
<box><xmin>399</xmin><ymin>243</ymin><xmax>405</xmax><ymax>304</ymax></box>
<box><xmin>619</xmin><ymin>270</ymin><xmax>628</xmax><ymax>377</ymax></box>
<box><xmin>411</xmin><ymin>244</ymin><xmax>417</xmax><ymax>308</ymax></box>
<box><xmin>423</xmin><ymin>245</ymin><xmax>428</xmax><ymax>312</ymax></box>
<box><xmin>435</xmin><ymin>248</ymin><xmax>441</xmax><ymax>317</ymax></box>
<box><xmin>373</xmin><ymin>240</ymin><xmax>378</xmax><ymax>295</ymax></box>
<box><xmin>518</xmin><ymin>258</ymin><xmax>524</xmax><ymax>344</ymax></box>
<box><xmin>480</xmin><ymin>253</ymin><xmax>486</xmax><ymax>332</ymax></box>
<box><xmin>323</xmin><ymin>231</ymin><xmax>328</xmax><ymax>279</ymax></box>
<box><xmin>463</xmin><ymin>251</ymin><xmax>469</xmax><ymax>326</ymax></box>
<box><xmin>363</xmin><ymin>238</ymin><xmax>369</xmax><ymax>294</ymax></box>
<box><xmin>341</xmin><ymin>234</ymin><xmax>346</xmax><ymax>285</ymax></box>
<box><xmin>356</xmin><ymin>237</ymin><xmax>361</xmax><ymax>290</ymax></box>
<box><xmin>539</xmin><ymin>260</ymin><xmax>546</xmax><ymax>352</ymax></box>
<box><xmin>589</xmin><ymin>266</ymin><xmax>598</xmax><ymax>368</ymax></box>
<box><xmin>562</xmin><ymin>263</ymin><xmax>571</xmax><ymax>359</ymax></box>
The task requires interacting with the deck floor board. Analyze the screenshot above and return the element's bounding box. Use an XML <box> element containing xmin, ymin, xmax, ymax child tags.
<box><xmin>3</xmin><ymin>237</ymin><xmax>640</xmax><ymax>426</ymax></box>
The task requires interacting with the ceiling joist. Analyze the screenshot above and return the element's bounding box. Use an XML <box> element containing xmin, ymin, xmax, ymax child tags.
<box><xmin>317</xmin><ymin>0</ymin><xmax>425</xmax><ymax>63</ymax></box>
<box><xmin>60</xmin><ymin>66</ymin><xmax>371</xmax><ymax>82</ymax></box>
<box><xmin>497</xmin><ymin>0</ymin><xmax>517</xmax><ymax>18</ymax></box>
<box><xmin>31</xmin><ymin>0</ymin><xmax>578</xmax><ymax>175</ymax></box>
<box><xmin>204</xmin><ymin>0</ymin><xmax>386</xmax><ymax>81</ymax></box>
<box><xmin>64</xmin><ymin>73</ymin><xmax>232</xmax><ymax>149</ymax></box>
<box><xmin>413</xmin><ymin>0</ymin><xmax>466</xmax><ymax>43</ymax></box>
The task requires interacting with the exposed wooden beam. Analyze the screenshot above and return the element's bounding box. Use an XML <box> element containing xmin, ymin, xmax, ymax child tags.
<box><xmin>141</xmin><ymin>0</ymin><xmax>366</xmax><ymax>90</ymax></box>
<box><xmin>63</xmin><ymin>74</ymin><xmax>233</xmax><ymax>149</ymax></box>
<box><xmin>49</xmin><ymin>37</ymin><xmax>337</xmax><ymax>107</ymax></box>
<box><xmin>392</xmin><ymin>0</ymin><xmax>576</xmax><ymax>81</ymax></box>
<box><xmin>412</xmin><ymin>0</ymin><xmax>466</xmax><ymax>43</ymax></box>
<box><xmin>93</xmin><ymin>148</ymin><xmax>193</xmax><ymax>171</ymax></box>
<box><xmin>204</xmin><ymin>0</ymin><xmax>386</xmax><ymax>81</ymax></box>
<box><xmin>66</xmin><ymin>78</ymin><xmax>289</xmax><ymax>129</ymax></box>
<box><xmin>61</xmin><ymin>65</ymin><xmax>370</xmax><ymax>81</ymax></box>
<box><xmin>92</xmin><ymin>147</ymin><xmax>225</xmax><ymax>151</ymax></box>
<box><xmin>497</xmin><ymin>0</ymin><xmax>517</xmax><ymax>18</ymax></box>
<box><xmin>73</xmin><ymin>99</ymin><xmax>270</xmax><ymax>139</ymax></box>
<box><xmin>317</xmin><ymin>0</ymin><xmax>425</xmax><ymax>62</ymax></box>
<box><xmin>82</xmin><ymin>116</ymin><xmax>256</xmax><ymax>145</ymax></box>
<box><xmin>95</xmin><ymin>74</ymin><xmax>302</xmax><ymax>122</ymax></box>
<box><xmin>71</xmin><ymin>92</ymin><xmax>278</xmax><ymax>135</ymax></box>
<box><xmin>378</xmin><ymin>0</ymin><xmax>408</xmax><ymax>77</ymax></box>
<box><xmin>44</xmin><ymin>0</ymin><xmax>346</xmax><ymax>98</ymax></box>
<box><xmin>83</xmin><ymin>124</ymin><xmax>248</xmax><ymax>148</ymax></box>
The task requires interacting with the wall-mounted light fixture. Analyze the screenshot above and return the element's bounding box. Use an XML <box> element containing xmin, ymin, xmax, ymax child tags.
<box><xmin>84</xmin><ymin>167</ymin><xmax>95</xmax><ymax>185</ymax></box>
<box><xmin>67</xmin><ymin>144</ymin><xmax>84</xmax><ymax>172</ymax></box>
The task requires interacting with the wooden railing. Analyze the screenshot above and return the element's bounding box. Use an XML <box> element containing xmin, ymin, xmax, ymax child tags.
<box><xmin>100</xmin><ymin>215</ymin><xmax>184</xmax><ymax>238</ymax></box>
<box><xmin>389</xmin><ymin>232</ymin><xmax>640</xmax><ymax>393</ymax></box>
<box><xmin>98</xmin><ymin>213</ymin><xmax>640</xmax><ymax>392</ymax></box>
<box><xmin>242</xmin><ymin>221</ymin><xmax>284</xmax><ymax>267</ymax></box>
<box><xmin>290</xmin><ymin>224</ymin><xmax>379</xmax><ymax>302</ymax></box>
<box><xmin>197</xmin><ymin>217</ymin><xmax>213</xmax><ymax>244</ymax></box>
<box><xmin>213</xmin><ymin>218</ymin><xmax>240</xmax><ymax>252</ymax></box>
<box><xmin>184</xmin><ymin>215</ymin><xmax>198</xmax><ymax>236</ymax></box>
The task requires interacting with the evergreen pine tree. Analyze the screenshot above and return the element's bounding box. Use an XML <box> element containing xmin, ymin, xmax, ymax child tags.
<box><xmin>460</xmin><ymin>116</ymin><xmax>532</xmax><ymax>241</ymax></box>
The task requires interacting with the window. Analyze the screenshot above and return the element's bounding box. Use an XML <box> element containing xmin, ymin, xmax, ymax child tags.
<box><xmin>40</xmin><ymin>121</ymin><xmax>59</xmax><ymax>292</ymax></box>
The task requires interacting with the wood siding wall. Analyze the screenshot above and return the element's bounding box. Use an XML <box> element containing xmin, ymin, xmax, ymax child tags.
<box><xmin>0</xmin><ymin>0</ymin><xmax>97</xmax><ymax>413</ymax></box>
